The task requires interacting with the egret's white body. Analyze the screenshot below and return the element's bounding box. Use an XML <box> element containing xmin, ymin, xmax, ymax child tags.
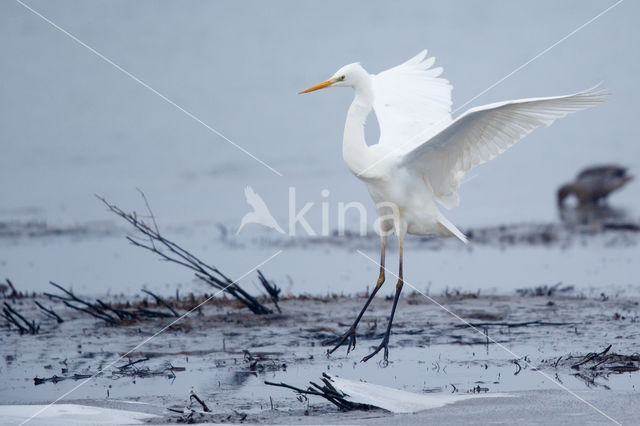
<box><xmin>301</xmin><ymin>50</ymin><xmax>606</xmax><ymax>362</ymax></box>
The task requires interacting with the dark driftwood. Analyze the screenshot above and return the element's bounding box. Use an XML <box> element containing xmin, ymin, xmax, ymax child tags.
<box><xmin>142</xmin><ymin>289</ymin><xmax>179</xmax><ymax>317</ymax></box>
<box><xmin>571</xmin><ymin>345</ymin><xmax>612</xmax><ymax>369</ymax></box>
<box><xmin>2</xmin><ymin>302</ymin><xmax>38</xmax><ymax>334</ymax></box>
<box><xmin>4</xmin><ymin>278</ymin><xmax>21</xmax><ymax>298</ymax></box>
<box><xmin>97</xmin><ymin>194</ymin><xmax>276</xmax><ymax>315</ymax></box>
<box><xmin>34</xmin><ymin>301</ymin><xmax>64</xmax><ymax>323</ymax></box>
<box><xmin>257</xmin><ymin>270</ymin><xmax>281</xmax><ymax>313</ymax></box>
<box><xmin>117</xmin><ymin>358</ymin><xmax>150</xmax><ymax>370</ymax></box>
<box><xmin>544</xmin><ymin>345</ymin><xmax>640</xmax><ymax>388</ymax></box>
<box><xmin>45</xmin><ymin>281</ymin><xmax>118</xmax><ymax>324</ymax></box>
<box><xmin>190</xmin><ymin>391</ymin><xmax>211</xmax><ymax>412</ymax></box>
<box><xmin>34</xmin><ymin>359</ymin><xmax>184</xmax><ymax>386</ymax></box>
<box><xmin>455</xmin><ymin>320</ymin><xmax>576</xmax><ymax>329</ymax></box>
<box><xmin>34</xmin><ymin>374</ymin><xmax>92</xmax><ymax>385</ymax></box>
<box><xmin>265</xmin><ymin>373</ymin><xmax>373</xmax><ymax>411</ymax></box>
<box><xmin>45</xmin><ymin>282</ymin><xmax>178</xmax><ymax>325</ymax></box>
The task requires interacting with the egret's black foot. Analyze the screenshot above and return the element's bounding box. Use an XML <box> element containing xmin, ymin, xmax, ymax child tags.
<box><xmin>324</xmin><ymin>326</ymin><xmax>357</xmax><ymax>355</ymax></box>
<box><xmin>361</xmin><ymin>336</ymin><xmax>389</xmax><ymax>363</ymax></box>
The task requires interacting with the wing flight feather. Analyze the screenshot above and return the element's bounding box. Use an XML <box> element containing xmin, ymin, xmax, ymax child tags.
<box><xmin>372</xmin><ymin>51</ymin><xmax>453</xmax><ymax>149</ymax></box>
<box><xmin>401</xmin><ymin>86</ymin><xmax>608</xmax><ymax>209</ymax></box>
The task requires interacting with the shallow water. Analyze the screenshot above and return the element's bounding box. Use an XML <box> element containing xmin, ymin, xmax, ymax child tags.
<box><xmin>1</xmin><ymin>294</ymin><xmax>638</xmax><ymax>424</ymax></box>
<box><xmin>1</xmin><ymin>1</ymin><xmax>639</xmax><ymax>295</ymax></box>
<box><xmin>2</xmin><ymin>4</ymin><xmax>639</xmax><ymax>424</ymax></box>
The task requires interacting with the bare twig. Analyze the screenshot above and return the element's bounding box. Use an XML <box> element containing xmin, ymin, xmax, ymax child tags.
<box><xmin>5</xmin><ymin>278</ymin><xmax>20</xmax><ymax>298</ymax></box>
<box><xmin>35</xmin><ymin>360</ymin><xmax>184</xmax><ymax>386</ymax></box>
<box><xmin>118</xmin><ymin>358</ymin><xmax>150</xmax><ymax>370</ymax></box>
<box><xmin>137</xmin><ymin>187</ymin><xmax>160</xmax><ymax>234</ymax></box>
<box><xmin>142</xmin><ymin>289</ymin><xmax>179</xmax><ymax>317</ymax></box>
<box><xmin>34</xmin><ymin>301</ymin><xmax>64</xmax><ymax>323</ymax></box>
<box><xmin>3</xmin><ymin>303</ymin><xmax>38</xmax><ymax>334</ymax></box>
<box><xmin>95</xmin><ymin>299</ymin><xmax>136</xmax><ymax>321</ymax></box>
<box><xmin>46</xmin><ymin>282</ymin><xmax>176</xmax><ymax>324</ymax></box>
<box><xmin>190</xmin><ymin>390</ymin><xmax>211</xmax><ymax>412</ymax></box>
<box><xmin>47</xmin><ymin>281</ymin><xmax>118</xmax><ymax>323</ymax></box>
<box><xmin>513</xmin><ymin>360</ymin><xmax>522</xmax><ymax>375</ymax></box>
<box><xmin>257</xmin><ymin>270</ymin><xmax>281</xmax><ymax>313</ymax></box>
<box><xmin>97</xmin><ymin>194</ymin><xmax>276</xmax><ymax>315</ymax></box>
<box><xmin>34</xmin><ymin>374</ymin><xmax>92</xmax><ymax>385</ymax></box>
<box><xmin>1</xmin><ymin>309</ymin><xmax>29</xmax><ymax>334</ymax></box>
<box><xmin>572</xmin><ymin>345</ymin><xmax>613</xmax><ymax>369</ymax></box>
<box><xmin>265</xmin><ymin>374</ymin><xmax>373</xmax><ymax>411</ymax></box>
<box><xmin>455</xmin><ymin>320</ymin><xmax>576</xmax><ymax>329</ymax></box>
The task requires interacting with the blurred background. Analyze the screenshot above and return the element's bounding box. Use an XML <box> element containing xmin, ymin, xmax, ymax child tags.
<box><xmin>1</xmin><ymin>0</ymin><xmax>638</xmax><ymax>296</ymax></box>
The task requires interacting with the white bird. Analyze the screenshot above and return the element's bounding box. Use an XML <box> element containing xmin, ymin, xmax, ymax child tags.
<box><xmin>236</xmin><ymin>186</ymin><xmax>285</xmax><ymax>235</ymax></box>
<box><xmin>300</xmin><ymin>50</ymin><xmax>606</xmax><ymax>362</ymax></box>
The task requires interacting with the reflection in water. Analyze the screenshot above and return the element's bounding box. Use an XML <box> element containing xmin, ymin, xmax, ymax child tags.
<box><xmin>558</xmin><ymin>204</ymin><xmax>629</xmax><ymax>227</ymax></box>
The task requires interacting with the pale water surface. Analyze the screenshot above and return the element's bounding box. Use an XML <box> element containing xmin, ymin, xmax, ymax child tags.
<box><xmin>1</xmin><ymin>0</ymin><xmax>639</xmax><ymax>296</ymax></box>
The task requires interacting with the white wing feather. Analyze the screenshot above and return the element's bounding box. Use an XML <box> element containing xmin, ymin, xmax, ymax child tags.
<box><xmin>402</xmin><ymin>86</ymin><xmax>608</xmax><ymax>209</ymax></box>
<box><xmin>373</xmin><ymin>50</ymin><xmax>453</xmax><ymax>148</ymax></box>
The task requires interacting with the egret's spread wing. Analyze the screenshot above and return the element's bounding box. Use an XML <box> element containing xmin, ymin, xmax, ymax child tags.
<box><xmin>372</xmin><ymin>50</ymin><xmax>453</xmax><ymax>149</ymax></box>
<box><xmin>402</xmin><ymin>86</ymin><xmax>608</xmax><ymax>209</ymax></box>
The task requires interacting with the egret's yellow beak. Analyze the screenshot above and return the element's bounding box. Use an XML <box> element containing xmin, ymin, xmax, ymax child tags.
<box><xmin>299</xmin><ymin>78</ymin><xmax>336</xmax><ymax>94</ymax></box>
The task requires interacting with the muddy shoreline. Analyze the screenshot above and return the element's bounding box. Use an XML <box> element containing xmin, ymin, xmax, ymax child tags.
<box><xmin>2</xmin><ymin>289</ymin><xmax>639</xmax><ymax>424</ymax></box>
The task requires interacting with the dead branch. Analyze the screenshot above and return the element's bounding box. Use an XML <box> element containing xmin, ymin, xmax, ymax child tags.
<box><xmin>571</xmin><ymin>345</ymin><xmax>612</xmax><ymax>369</ymax></box>
<box><xmin>1</xmin><ymin>309</ymin><xmax>29</xmax><ymax>334</ymax></box>
<box><xmin>257</xmin><ymin>270</ymin><xmax>281</xmax><ymax>313</ymax></box>
<box><xmin>513</xmin><ymin>360</ymin><xmax>522</xmax><ymax>375</ymax></box>
<box><xmin>190</xmin><ymin>390</ymin><xmax>211</xmax><ymax>412</ymax></box>
<box><xmin>141</xmin><ymin>289</ymin><xmax>179</xmax><ymax>317</ymax></box>
<box><xmin>34</xmin><ymin>301</ymin><xmax>64</xmax><ymax>323</ymax></box>
<box><xmin>3</xmin><ymin>303</ymin><xmax>38</xmax><ymax>334</ymax></box>
<box><xmin>97</xmin><ymin>194</ymin><xmax>275</xmax><ymax>315</ymax></box>
<box><xmin>46</xmin><ymin>282</ymin><xmax>179</xmax><ymax>325</ymax></box>
<box><xmin>5</xmin><ymin>278</ymin><xmax>20</xmax><ymax>298</ymax></box>
<box><xmin>455</xmin><ymin>320</ymin><xmax>577</xmax><ymax>329</ymax></box>
<box><xmin>1</xmin><ymin>313</ymin><xmax>26</xmax><ymax>333</ymax></box>
<box><xmin>265</xmin><ymin>373</ymin><xmax>373</xmax><ymax>411</ymax></box>
<box><xmin>59</xmin><ymin>300</ymin><xmax>117</xmax><ymax>324</ymax></box>
<box><xmin>118</xmin><ymin>358</ymin><xmax>150</xmax><ymax>370</ymax></box>
<box><xmin>34</xmin><ymin>374</ymin><xmax>92</xmax><ymax>385</ymax></box>
<box><xmin>35</xmin><ymin>360</ymin><xmax>184</xmax><ymax>386</ymax></box>
<box><xmin>543</xmin><ymin>345</ymin><xmax>640</xmax><ymax>384</ymax></box>
<box><xmin>95</xmin><ymin>299</ymin><xmax>137</xmax><ymax>321</ymax></box>
<box><xmin>46</xmin><ymin>281</ymin><xmax>118</xmax><ymax>323</ymax></box>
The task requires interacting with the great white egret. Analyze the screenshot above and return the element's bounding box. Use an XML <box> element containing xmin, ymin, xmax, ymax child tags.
<box><xmin>300</xmin><ymin>50</ymin><xmax>606</xmax><ymax>362</ymax></box>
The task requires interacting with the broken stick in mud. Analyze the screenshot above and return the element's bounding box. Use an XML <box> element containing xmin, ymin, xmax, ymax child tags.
<box><xmin>97</xmin><ymin>194</ymin><xmax>280</xmax><ymax>315</ymax></box>
<box><xmin>265</xmin><ymin>373</ymin><xmax>374</xmax><ymax>411</ymax></box>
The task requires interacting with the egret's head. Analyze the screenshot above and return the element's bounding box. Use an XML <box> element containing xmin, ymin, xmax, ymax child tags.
<box><xmin>299</xmin><ymin>63</ymin><xmax>367</xmax><ymax>94</ymax></box>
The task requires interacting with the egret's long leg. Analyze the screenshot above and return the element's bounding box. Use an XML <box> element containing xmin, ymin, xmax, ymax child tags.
<box><xmin>325</xmin><ymin>236</ymin><xmax>386</xmax><ymax>354</ymax></box>
<box><xmin>362</xmin><ymin>238</ymin><xmax>403</xmax><ymax>363</ymax></box>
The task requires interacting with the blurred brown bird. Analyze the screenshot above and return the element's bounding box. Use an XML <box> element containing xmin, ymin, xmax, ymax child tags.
<box><xmin>557</xmin><ymin>165</ymin><xmax>633</xmax><ymax>207</ymax></box>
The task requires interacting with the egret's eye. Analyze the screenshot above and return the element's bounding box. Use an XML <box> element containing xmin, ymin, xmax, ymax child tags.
<box><xmin>339</xmin><ymin>75</ymin><xmax>346</xmax><ymax>81</ymax></box>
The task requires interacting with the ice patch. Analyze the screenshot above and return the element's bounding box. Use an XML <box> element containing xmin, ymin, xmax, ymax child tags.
<box><xmin>331</xmin><ymin>376</ymin><xmax>509</xmax><ymax>414</ymax></box>
<box><xmin>0</xmin><ymin>404</ymin><xmax>157</xmax><ymax>425</ymax></box>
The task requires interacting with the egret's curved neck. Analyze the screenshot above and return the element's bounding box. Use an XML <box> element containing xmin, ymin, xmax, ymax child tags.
<box><xmin>343</xmin><ymin>77</ymin><xmax>375</xmax><ymax>176</ymax></box>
